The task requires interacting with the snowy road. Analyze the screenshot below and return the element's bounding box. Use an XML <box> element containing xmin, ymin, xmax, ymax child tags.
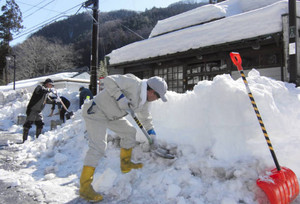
<box><xmin>0</xmin><ymin>131</ymin><xmax>39</xmax><ymax>204</ymax></box>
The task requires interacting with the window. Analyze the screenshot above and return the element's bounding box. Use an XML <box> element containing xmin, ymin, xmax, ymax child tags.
<box><xmin>240</xmin><ymin>49</ymin><xmax>281</xmax><ymax>69</ymax></box>
<box><xmin>186</xmin><ymin>60</ymin><xmax>225</xmax><ymax>90</ymax></box>
<box><xmin>154</xmin><ymin>66</ymin><xmax>184</xmax><ymax>93</ymax></box>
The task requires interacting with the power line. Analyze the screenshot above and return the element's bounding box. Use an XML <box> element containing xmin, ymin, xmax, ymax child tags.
<box><xmin>21</xmin><ymin>0</ymin><xmax>50</xmax><ymax>14</ymax></box>
<box><xmin>16</xmin><ymin>0</ymin><xmax>59</xmax><ymax>14</ymax></box>
<box><xmin>13</xmin><ymin>15</ymin><xmax>69</xmax><ymax>40</ymax></box>
<box><xmin>120</xmin><ymin>24</ymin><xmax>144</xmax><ymax>40</ymax></box>
<box><xmin>23</xmin><ymin>0</ymin><xmax>56</xmax><ymax>19</ymax></box>
<box><xmin>13</xmin><ymin>3</ymin><xmax>84</xmax><ymax>41</ymax></box>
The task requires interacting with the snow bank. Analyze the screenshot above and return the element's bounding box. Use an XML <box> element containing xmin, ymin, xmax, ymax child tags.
<box><xmin>0</xmin><ymin>70</ymin><xmax>299</xmax><ymax>203</ymax></box>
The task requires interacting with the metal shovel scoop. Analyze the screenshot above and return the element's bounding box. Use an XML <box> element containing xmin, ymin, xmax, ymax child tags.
<box><xmin>126</xmin><ymin>108</ymin><xmax>175</xmax><ymax>159</ymax></box>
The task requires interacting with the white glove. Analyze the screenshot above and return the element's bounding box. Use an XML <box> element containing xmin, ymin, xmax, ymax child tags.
<box><xmin>116</xmin><ymin>94</ymin><xmax>130</xmax><ymax>110</ymax></box>
<box><xmin>48</xmin><ymin>88</ymin><xmax>56</xmax><ymax>94</ymax></box>
<box><xmin>141</xmin><ymin>134</ymin><xmax>158</xmax><ymax>152</ymax></box>
<box><xmin>150</xmin><ymin>135</ymin><xmax>158</xmax><ymax>149</ymax></box>
<box><xmin>147</xmin><ymin>129</ymin><xmax>158</xmax><ymax>149</ymax></box>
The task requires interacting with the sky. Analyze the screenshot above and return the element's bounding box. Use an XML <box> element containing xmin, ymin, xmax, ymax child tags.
<box><xmin>8</xmin><ymin>0</ymin><xmax>205</xmax><ymax>46</ymax></box>
<box><xmin>0</xmin><ymin>0</ymin><xmax>299</xmax><ymax>203</ymax></box>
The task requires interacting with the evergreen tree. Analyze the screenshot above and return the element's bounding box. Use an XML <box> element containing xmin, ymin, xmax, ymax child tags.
<box><xmin>0</xmin><ymin>0</ymin><xmax>23</xmax><ymax>85</ymax></box>
<box><xmin>98</xmin><ymin>59</ymin><xmax>108</xmax><ymax>78</ymax></box>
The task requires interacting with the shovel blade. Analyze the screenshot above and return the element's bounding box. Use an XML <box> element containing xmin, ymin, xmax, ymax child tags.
<box><xmin>257</xmin><ymin>167</ymin><xmax>299</xmax><ymax>204</ymax></box>
<box><xmin>154</xmin><ymin>147</ymin><xmax>175</xmax><ymax>159</ymax></box>
<box><xmin>65</xmin><ymin>111</ymin><xmax>74</xmax><ymax>120</ymax></box>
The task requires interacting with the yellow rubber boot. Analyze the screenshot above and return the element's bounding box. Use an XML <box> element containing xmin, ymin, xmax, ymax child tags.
<box><xmin>79</xmin><ymin>166</ymin><xmax>103</xmax><ymax>202</ymax></box>
<box><xmin>120</xmin><ymin>148</ymin><xmax>143</xmax><ymax>173</ymax></box>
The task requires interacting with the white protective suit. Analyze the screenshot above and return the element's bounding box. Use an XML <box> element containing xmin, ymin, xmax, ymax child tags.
<box><xmin>82</xmin><ymin>74</ymin><xmax>154</xmax><ymax>167</ymax></box>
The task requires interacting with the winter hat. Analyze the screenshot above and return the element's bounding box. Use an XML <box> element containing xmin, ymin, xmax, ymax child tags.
<box><xmin>147</xmin><ymin>76</ymin><xmax>168</xmax><ymax>102</ymax></box>
<box><xmin>44</xmin><ymin>78</ymin><xmax>54</xmax><ymax>85</ymax></box>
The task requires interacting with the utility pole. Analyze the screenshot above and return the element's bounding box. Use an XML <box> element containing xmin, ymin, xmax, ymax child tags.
<box><xmin>13</xmin><ymin>55</ymin><xmax>16</xmax><ymax>90</ymax></box>
<box><xmin>288</xmin><ymin>0</ymin><xmax>298</xmax><ymax>85</ymax></box>
<box><xmin>5</xmin><ymin>55</ymin><xmax>16</xmax><ymax>89</ymax></box>
<box><xmin>84</xmin><ymin>0</ymin><xmax>99</xmax><ymax>95</ymax></box>
<box><xmin>4</xmin><ymin>58</ymin><xmax>8</xmax><ymax>85</ymax></box>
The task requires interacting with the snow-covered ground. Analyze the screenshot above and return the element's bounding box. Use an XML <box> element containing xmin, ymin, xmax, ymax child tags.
<box><xmin>0</xmin><ymin>69</ymin><xmax>300</xmax><ymax>203</ymax></box>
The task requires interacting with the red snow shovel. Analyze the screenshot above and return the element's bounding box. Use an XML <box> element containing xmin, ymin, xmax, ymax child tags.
<box><xmin>230</xmin><ymin>52</ymin><xmax>299</xmax><ymax>204</ymax></box>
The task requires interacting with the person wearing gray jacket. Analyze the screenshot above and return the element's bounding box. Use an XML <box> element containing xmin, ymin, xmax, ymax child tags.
<box><xmin>79</xmin><ymin>74</ymin><xmax>168</xmax><ymax>202</ymax></box>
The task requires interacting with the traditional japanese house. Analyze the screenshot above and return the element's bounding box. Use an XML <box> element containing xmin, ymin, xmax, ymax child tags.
<box><xmin>106</xmin><ymin>0</ymin><xmax>300</xmax><ymax>92</ymax></box>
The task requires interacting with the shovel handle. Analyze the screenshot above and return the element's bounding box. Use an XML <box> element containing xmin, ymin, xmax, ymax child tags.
<box><xmin>54</xmin><ymin>93</ymin><xmax>71</xmax><ymax>113</ymax></box>
<box><xmin>126</xmin><ymin>108</ymin><xmax>153</xmax><ymax>144</ymax></box>
<box><xmin>230</xmin><ymin>52</ymin><xmax>281</xmax><ymax>171</ymax></box>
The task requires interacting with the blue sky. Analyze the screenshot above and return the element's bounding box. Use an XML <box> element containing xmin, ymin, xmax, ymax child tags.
<box><xmin>9</xmin><ymin>0</ymin><xmax>205</xmax><ymax>46</ymax></box>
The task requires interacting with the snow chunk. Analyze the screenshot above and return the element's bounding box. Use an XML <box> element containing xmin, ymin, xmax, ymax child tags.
<box><xmin>248</xmin><ymin>69</ymin><xmax>261</xmax><ymax>77</ymax></box>
<box><xmin>94</xmin><ymin>168</ymin><xmax>118</xmax><ymax>192</ymax></box>
<box><xmin>166</xmin><ymin>184</ymin><xmax>181</xmax><ymax>199</ymax></box>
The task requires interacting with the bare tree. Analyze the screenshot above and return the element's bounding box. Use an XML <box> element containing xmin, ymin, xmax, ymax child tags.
<box><xmin>45</xmin><ymin>39</ymin><xmax>76</xmax><ymax>73</ymax></box>
<box><xmin>14</xmin><ymin>36</ymin><xmax>77</xmax><ymax>80</ymax></box>
<box><xmin>14</xmin><ymin>36</ymin><xmax>47</xmax><ymax>79</ymax></box>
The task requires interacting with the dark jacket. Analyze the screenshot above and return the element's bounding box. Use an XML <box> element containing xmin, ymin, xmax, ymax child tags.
<box><xmin>79</xmin><ymin>88</ymin><xmax>93</xmax><ymax>108</ymax></box>
<box><xmin>26</xmin><ymin>85</ymin><xmax>50</xmax><ymax>115</ymax></box>
<box><xmin>51</xmin><ymin>96</ymin><xmax>70</xmax><ymax>111</ymax></box>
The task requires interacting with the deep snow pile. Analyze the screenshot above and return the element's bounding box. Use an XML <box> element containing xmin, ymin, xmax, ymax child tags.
<box><xmin>0</xmin><ymin>70</ymin><xmax>300</xmax><ymax>203</ymax></box>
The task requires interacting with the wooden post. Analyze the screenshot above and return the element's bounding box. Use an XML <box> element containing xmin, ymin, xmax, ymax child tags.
<box><xmin>89</xmin><ymin>0</ymin><xmax>99</xmax><ymax>95</ymax></box>
<box><xmin>288</xmin><ymin>0</ymin><xmax>298</xmax><ymax>85</ymax></box>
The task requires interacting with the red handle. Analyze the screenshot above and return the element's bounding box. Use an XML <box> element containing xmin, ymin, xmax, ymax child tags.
<box><xmin>230</xmin><ymin>52</ymin><xmax>243</xmax><ymax>71</ymax></box>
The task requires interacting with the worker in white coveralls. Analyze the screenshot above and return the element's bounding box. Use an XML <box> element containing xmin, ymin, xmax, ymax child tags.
<box><xmin>79</xmin><ymin>74</ymin><xmax>168</xmax><ymax>202</ymax></box>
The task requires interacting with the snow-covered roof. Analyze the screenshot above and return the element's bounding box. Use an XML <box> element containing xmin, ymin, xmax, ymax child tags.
<box><xmin>107</xmin><ymin>0</ymin><xmax>299</xmax><ymax>66</ymax></box>
<box><xmin>149</xmin><ymin>0</ymin><xmax>282</xmax><ymax>37</ymax></box>
<box><xmin>0</xmin><ymin>72</ymin><xmax>78</xmax><ymax>92</ymax></box>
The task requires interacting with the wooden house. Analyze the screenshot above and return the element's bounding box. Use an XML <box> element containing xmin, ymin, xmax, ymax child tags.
<box><xmin>106</xmin><ymin>0</ymin><xmax>300</xmax><ymax>92</ymax></box>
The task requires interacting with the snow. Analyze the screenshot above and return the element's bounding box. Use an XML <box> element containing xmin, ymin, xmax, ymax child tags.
<box><xmin>0</xmin><ymin>72</ymin><xmax>77</xmax><ymax>92</ymax></box>
<box><xmin>149</xmin><ymin>0</ymin><xmax>282</xmax><ymax>37</ymax></box>
<box><xmin>107</xmin><ymin>0</ymin><xmax>300</xmax><ymax>65</ymax></box>
<box><xmin>0</xmin><ymin>69</ymin><xmax>300</xmax><ymax>203</ymax></box>
<box><xmin>1</xmin><ymin>0</ymin><xmax>300</xmax><ymax>202</ymax></box>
